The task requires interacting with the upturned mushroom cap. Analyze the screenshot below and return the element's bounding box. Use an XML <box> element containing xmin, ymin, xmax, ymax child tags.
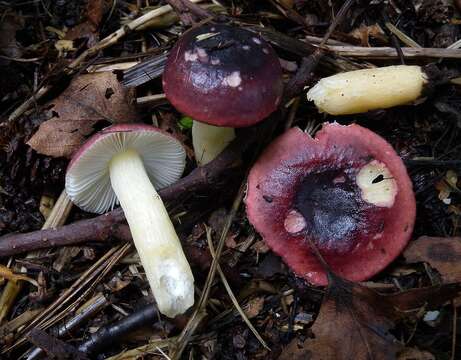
<box><xmin>66</xmin><ymin>124</ymin><xmax>186</xmax><ymax>214</ymax></box>
<box><xmin>246</xmin><ymin>123</ymin><xmax>416</xmax><ymax>285</ymax></box>
<box><xmin>163</xmin><ymin>24</ymin><xmax>284</xmax><ymax>127</ymax></box>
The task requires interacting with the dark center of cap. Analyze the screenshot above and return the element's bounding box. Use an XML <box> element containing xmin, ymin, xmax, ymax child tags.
<box><xmin>183</xmin><ymin>24</ymin><xmax>275</xmax><ymax>73</ymax></box>
<box><xmin>293</xmin><ymin>167</ymin><xmax>385</xmax><ymax>254</ymax></box>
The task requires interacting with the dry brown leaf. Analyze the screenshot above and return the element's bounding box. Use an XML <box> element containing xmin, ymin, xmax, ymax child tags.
<box><xmin>27</xmin><ymin>72</ymin><xmax>138</xmax><ymax>158</ymax></box>
<box><xmin>280</xmin><ymin>276</ymin><xmax>401</xmax><ymax>360</ymax></box>
<box><xmin>28</xmin><ymin>118</ymin><xmax>100</xmax><ymax>158</ymax></box>
<box><xmin>397</xmin><ymin>347</ymin><xmax>435</xmax><ymax>360</ymax></box>
<box><xmin>349</xmin><ymin>24</ymin><xmax>387</xmax><ymax>46</ymax></box>
<box><xmin>404</xmin><ymin>236</ymin><xmax>461</xmax><ymax>283</ymax></box>
<box><xmin>87</xmin><ymin>0</ymin><xmax>106</xmax><ymax>28</ymax></box>
<box><xmin>0</xmin><ymin>14</ymin><xmax>24</xmax><ymax>58</ymax></box>
<box><xmin>64</xmin><ymin>0</ymin><xmax>105</xmax><ymax>46</ymax></box>
<box><xmin>244</xmin><ymin>297</ymin><xmax>265</xmax><ymax>319</ymax></box>
<box><xmin>0</xmin><ymin>265</ymin><xmax>37</xmax><ymax>287</ymax></box>
<box><xmin>279</xmin><ymin>277</ymin><xmax>461</xmax><ymax>360</ymax></box>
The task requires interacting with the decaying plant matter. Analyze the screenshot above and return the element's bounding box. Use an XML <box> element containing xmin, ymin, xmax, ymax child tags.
<box><xmin>1</xmin><ymin>0</ymin><xmax>461</xmax><ymax>359</ymax></box>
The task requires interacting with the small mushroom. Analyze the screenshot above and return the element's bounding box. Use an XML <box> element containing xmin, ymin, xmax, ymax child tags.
<box><xmin>246</xmin><ymin>123</ymin><xmax>416</xmax><ymax>285</ymax></box>
<box><xmin>163</xmin><ymin>23</ymin><xmax>283</xmax><ymax>165</ymax></box>
<box><xmin>65</xmin><ymin>124</ymin><xmax>194</xmax><ymax>317</ymax></box>
<box><xmin>307</xmin><ymin>65</ymin><xmax>428</xmax><ymax>115</ymax></box>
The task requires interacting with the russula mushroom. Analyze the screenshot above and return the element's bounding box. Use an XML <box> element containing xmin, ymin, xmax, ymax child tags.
<box><xmin>163</xmin><ymin>23</ymin><xmax>283</xmax><ymax>165</ymax></box>
<box><xmin>307</xmin><ymin>65</ymin><xmax>428</xmax><ymax>115</ymax></box>
<box><xmin>65</xmin><ymin>124</ymin><xmax>194</xmax><ymax>317</ymax></box>
<box><xmin>246</xmin><ymin>123</ymin><xmax>416</xmax><ymax>285</ymax></box>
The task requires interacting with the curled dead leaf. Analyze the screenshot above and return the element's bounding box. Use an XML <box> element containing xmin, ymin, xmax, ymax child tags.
<box><xmin>397</xmin><ymin>347</ymin><xmax>435</xmax><ymax>360</ymax></box>
<box><xmin>244</xmin><ymin>297</ymin><xmax>265</xmax><ymax>319</ymax></box>
<box><xmin>404</xmin><ymin>236</ymin><xmax>461</xmax><ymax>283</ymax></box>
<box><xmin>349</xmin><ymin>24</ymin><xmax>387</xmax><ymax>46</ymax></box>
<box><xmin>27</xmin><ymin>72</ymin><xmax>138</xmax><ymax>158</ymax></box>
<box><xmin>279</xmin><ymin>274</ymin><xmax>461</xmax><ymax>360</ymax></box>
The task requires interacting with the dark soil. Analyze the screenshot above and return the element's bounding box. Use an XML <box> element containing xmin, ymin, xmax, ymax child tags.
<box><xmin>0</xmin><ymin>1</ymin><xmax>461</xmax><ymax>359</ymax></box>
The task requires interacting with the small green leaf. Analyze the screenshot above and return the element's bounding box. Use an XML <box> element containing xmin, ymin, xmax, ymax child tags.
<box><xmin>179</xmin><ymin>116</ymin><xmax>193</xmax><ymax>130</ymax></box>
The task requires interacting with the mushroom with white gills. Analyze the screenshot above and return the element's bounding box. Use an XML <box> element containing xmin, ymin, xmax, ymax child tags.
<box><xmin>65</xmin><ymin>124</ymin><xmax>194</xmax><ymax>318</ymax></box>
<box><xmin>163</xmin><ymin>23</ymin><xmax>284</xmax><ymax>165</ymax></box>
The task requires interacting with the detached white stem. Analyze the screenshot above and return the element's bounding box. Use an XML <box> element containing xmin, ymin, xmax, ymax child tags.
<box><xmin>192</xmin><ymin>121</ymin><xmax>235</xmax><ymax>165</ymax></box>
<box><xmin>109</xmin><ymin>149</ymin><xmax>194</xmax><ymax>317</ymax></box>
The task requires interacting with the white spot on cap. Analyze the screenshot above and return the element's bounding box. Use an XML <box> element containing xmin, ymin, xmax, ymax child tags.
<box><xmin>252</xmin><ymin>37</ymin><xmax>262</xmax><ymax>45</ymax></box>
<box><xmin>333</xmin><ymin>175</ymin><xmax>346</xmax><ymax>184</ymax></box>
<box><xmin>210</xmin><ymin>27</ymin><xmax>216</xmax><ymax>31</ymax></box>
<box><xmin>211</xmin><ymin>58</ymin><xmax>220</xmax><ymax>65</ymax></box>
<box><xmin>196</xmin><ymin>47</ymin><xmax>209</xmax><ymax>62</ymax></box>
<box><xmin>222</xmin><ymin>71</ymin><xmax>242</xmax><ymax>87</ymax></box>
<box><xmin>284</xmin><ymin>209</ymin><xmax>306</xmax><ymax>234</ymax></box>
<box><xmin>184</xmin><ymin>50</ymin><xmax>198</xmax><ymax>62</ymax></box>
<box><xmin>242</xmin><ymin>45</ymin><xmax>250</xmax><ymax>50</ymax></box>
<box><xmin>262</xmin><ymin>48</ymin><xmax>269</xmax><ymax>54</ymax></box>
<box><xmin>356</xmin><ymin>160</ymin><xmax>398</xmax><ymax>208</ymax></box>
<box><xmin>196</xmin><ymin>47</ymin><xmax>207</xmax><ymax>58</ymax></box>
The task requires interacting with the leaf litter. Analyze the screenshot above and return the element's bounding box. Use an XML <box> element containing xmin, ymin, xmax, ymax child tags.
<box><xmin>1</xmin><ymin>1</ymin><xmax>461</xmax><ymax>359</ymax></box>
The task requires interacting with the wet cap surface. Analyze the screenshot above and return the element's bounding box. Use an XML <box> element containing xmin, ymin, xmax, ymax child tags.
<box><xmin>163</xmin><ymin>24</ymin><xmax>284</xmax><ymax>127</ymax></box>
<box><xmin>246</xmin><ymin>123</ymin><xmax>416</xmax><ymax>285</ymax></box>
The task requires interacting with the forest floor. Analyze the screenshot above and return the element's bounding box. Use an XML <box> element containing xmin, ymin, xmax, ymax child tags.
<box><xmin>1</xmin><ymin>0</ymin><xmax>461</xmax><ymax>359</ymax></box>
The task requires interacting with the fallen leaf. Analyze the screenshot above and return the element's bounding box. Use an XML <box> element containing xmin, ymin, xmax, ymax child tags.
<box><xmin>387</xmin><ymin>283</ymin><xmax>461</xmax><ymax>312</ymax></box>
<box><xmin>244</xmin><ymin>297</ymin><xmax>265</xmax><ymax>319</ymax></box>
<box><xmin>86</xmin><ymin>0</ymin><xmax>105</xmax><ymax>28</ymax></box>
<box><xmin>295</xmin><ymin>276</ymin><xmax>400</xmax><ymax>360</ymax></box>
<box><xmin>279</xmin><ymin>277</ymin><xmax>461</xmax><ymax>360</ymax></box>
<box><xmin>435</xmin><ymin>170</ymin><xmax>459</xmax><ymax>204</ymax></box>
<box><xmin>349</xmin><ymin>24</ymin><xmax>387</xmax><ymax>46</ymax></box>
<box><xmin>404</xmin><ymin>236</ymin><xmax>461</xmax><ymax>283</ymax></box>
<box><xmin>0</xmin><ymin>265</ymin><xmax>37</xmax><ymax>286</ymax></box>
<box><xmin>27</xmin><ymin>72</ymin><xmax>138</xmax><ymax>158</ymax></box>
<box><xmin>397</xmin><ymin>347</ymin><xmax>435</xmax><ymax>360</ymax></box>
<box><xmin>252</xmin><ymin>240</ymin><xmax>270</xmax><ymax>254</ymax></box>
<box><xmin>27</xmin><ymin>118</ymin><xmax>101</xmax><ymax>158</ymax></box>
<box><xmin>0</xmin><ymin>14</ymin><xmax>24</xmax><ymax>59</ymax></box>
<box><xmin>64</xmin><ymin>0</ymin><xmax>105</xmax><ymax>47</ymax></box>
<box><xmin>255</xmin><ymin>253</ymin><xmax>286</xmax><ymax>278</ymax></box>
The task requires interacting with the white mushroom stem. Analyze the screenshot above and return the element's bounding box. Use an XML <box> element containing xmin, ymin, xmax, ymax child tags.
<box><xmin>109</xmin><ymin>149</ymin><xmax>194</xmax><ymax>318</ymax></box>
<box><xmin>307</xmin><ymin>65</ymin><xmax>428</xmax><ymax>115</ymax></box>
<box><xmin>192</xmin><ymin>120</ymin><xmax>236</xmax><ymax>165</ymax></box>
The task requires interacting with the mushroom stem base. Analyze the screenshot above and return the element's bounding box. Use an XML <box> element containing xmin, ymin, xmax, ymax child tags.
<box><xmin>109</xmin><ymin>149</ymin><xmax>194</xmax><ymax>318</ymax></box>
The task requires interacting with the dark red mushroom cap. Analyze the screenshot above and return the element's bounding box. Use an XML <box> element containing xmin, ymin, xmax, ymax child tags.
<box><xmin>163</xmin><ymin>24</ymin><xmax>284</xmax><ymax>127</ymax></box>
<box><xmin>246</xmin><ymin>123</ymin><xmax>416</xmax><ymax>285</ymax></box>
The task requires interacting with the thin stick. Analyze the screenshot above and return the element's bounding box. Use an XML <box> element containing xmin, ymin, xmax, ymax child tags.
<box><xmin>322</xmin><ymin>45</ymin><xmax>461</xmax><ymax>59</ymax></box>
<box><xmin>0</xmin><ymin>190</ymin><xmax>73</xmax><ymax>324</ymax></box>
<box><xmin>319</xmin><ymin>0</ymin><xmax>356</xmax><ymax>48</ymax></box>
<box><xmin>42</xmin><ymin>191</ymin><xmax>73</xmax><ymax>230</ymax></box>
<box><xmin>283</xmin><ymin>0</ymin><xmax>356</xmax><ymax>101</ymax></box>
<box><xmin>5</xmin><ymin>0</ymin><xmax>206</xmax><ymax>123</ymax></box>
<box><xmin>2</xmin><ymin>244</ymin><xmax>131</xmax><ymax>354</ymax></box>
<box><xmin>205</xmin><ymin>226</ymin><xmax>269</xmax><ymax>350</ymax></box>
<box><xmin>26</xmin><ymin>293</ymin><xmax>109</xmax><ymax>360</ymax></box>
<box><xmin>0</xmin><ymin>128</ymin><xmax>258</xmax><ymax>258</ymax></box>
<box><xmin>169</xmin><ymin>182</ymin><xmax>247</xmax><ymax>359</ymax></box>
